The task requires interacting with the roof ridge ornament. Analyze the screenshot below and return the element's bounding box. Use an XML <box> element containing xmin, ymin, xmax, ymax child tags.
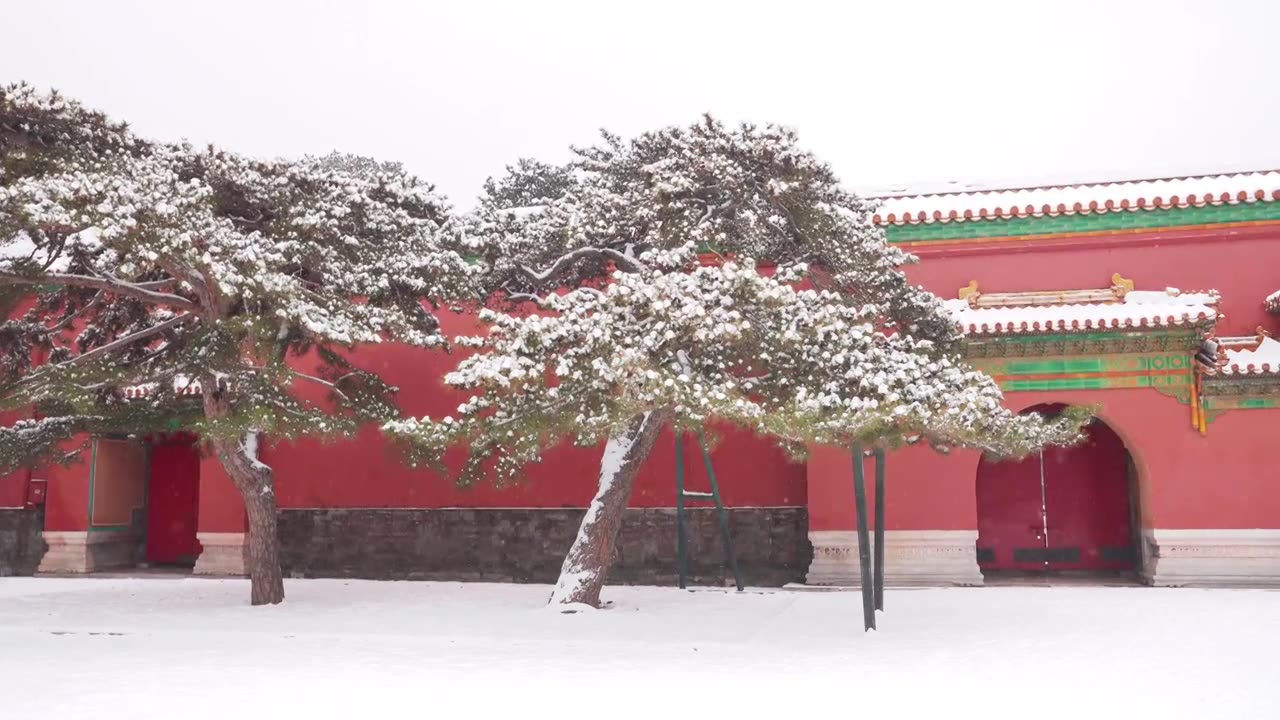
<box><xmin>957</xmin><ymin>273</ymin><xmax>1138</xmax><ymax>309</ymax></box>
<box><xmin>1111</xmin><ymin>273</ymin><xmax>1134</xmax><ymax>297</ymax></box>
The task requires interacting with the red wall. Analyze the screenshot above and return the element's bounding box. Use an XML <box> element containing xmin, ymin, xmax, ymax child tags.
<box><xmin>39</xmin><ymin>438</ymin><xmax>92</xmax><ymax>531</ymax></box>
<box><xmin>808</xmin><ymin>443</ymin><xmax>982</xmax><ymax>532</ymax></box>
<box><xmin>808</xmin><ymin>225</ymin><xmax>1280</xmax><ymax>534</ymax></box>
<box><xmin>904</xmin><ymin>228</ymin><xmax>1280</xmax><ymax>338</ymax></box>
<box><xmin>196</xmin><ymin>452</ymin><xmax>244</xmax><ymax>534</ymax></box>
<box><xmin>262</xmin><ymin>309</ymin><xmax>806</xmax><ymax>511</ymax></box>
<box><xmin>810</xmin><ymin>388</ymin><xmax>1280</xmax><ymax>532</ymax></box>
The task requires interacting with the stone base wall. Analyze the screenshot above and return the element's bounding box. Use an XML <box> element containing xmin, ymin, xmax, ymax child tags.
<box><xmin>37</xmin><ymin>530</ymin><xmax>139</xmax><ymax>573</ymax></box>
<box><xmin>277</xmin><ymin>507</ymin><xmax>811</xmax><ymax>587</ymax></box>
<box><xmin>193</xmin><ymin>532</ymin><xmax>247</xmax><ymax>576</ymax></box>
<box><xmin>0</xmin><ymin>508</ymin><xmax>46</xmax><ymax>576</ymax></box>
<box><xmin>806</xmin><ymin>529</ymin><xmax>985</xmax><ymax>587</ymax></box>
<box><xmin>1143</xmin><ymin>529</ymin><xmax>1280</xmax><ymax>587</ymax></box>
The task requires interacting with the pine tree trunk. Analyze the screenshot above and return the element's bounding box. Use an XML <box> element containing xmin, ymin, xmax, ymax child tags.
<box><xmin>242</xmin><ymin>473</ymin><xmax>284</xmax><ymax>606</ymax></box>
<box><xmin>210</xmin><ymin>435</ymin><xmax>285</xmax><ymax>606</ymax></box>
<box><xmin>549</xmin><ymin>411</ymin><xmax>667</xmax><ymax>609</ymax></box>
<box><xmin>203</xmin><ymin>376</ymin><xmax>285</xmax><ymax>606</ymax></box>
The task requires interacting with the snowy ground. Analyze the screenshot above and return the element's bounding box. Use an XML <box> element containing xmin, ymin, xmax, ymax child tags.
<box><xmin>1</xmin><ymin>578</ymin><xmax>1275</xmax><ymax>719</ymax></box>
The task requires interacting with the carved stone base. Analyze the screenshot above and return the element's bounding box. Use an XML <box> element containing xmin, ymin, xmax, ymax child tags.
<box><xmin>37</xmin><ymin>531</ymin><xmax>137</xmax><ymax>573</ymax></box>
<box><xmin>193</xmin><ymin>532</ymin><xmax>246</xmax><ymax>576</ymax></box>
<box><xmin>1143</xmin><ymin>529</ymin><xmax>1280</xmax><ymax>588</ymax></box>
<box><xmin>806</xmin><ymin>530</ymin><xmax>984</xmax><ymax>587</ymax></box>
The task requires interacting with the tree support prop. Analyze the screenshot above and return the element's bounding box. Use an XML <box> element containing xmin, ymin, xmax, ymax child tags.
<box><xmin>675</xmin><ymin>430</ymin><xmax>743</xmax><ymax>591</ymax></box>
<box><xmin>873</xmin><ymin>447</ymin><xmax>886</xmax><ymax>613</ymax></box>
<box><xmin>852</xmin><ymin>443</ymin><xmax>875</xmax><ymax>631</ymax></box>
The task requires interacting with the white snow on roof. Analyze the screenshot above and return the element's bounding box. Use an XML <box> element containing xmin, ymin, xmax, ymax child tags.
<box><xmin>871</xmin><ymin>170</ymin><xmax>1280</xmax><ymax>225</ymax></box>
<box><xmin>1221</xmin><ymin>336</ymin><xmax>1280</xmax><ymax>375</ymax></box>
<box><xmin>947</xmin><ymin>288</ymin><xmax>1218</xmax><ymax>336</ymax></box>
<box><xmin>858</xmin><ymin>162</ymin><xmax>1276</xmax><ymax>198</ymax></box>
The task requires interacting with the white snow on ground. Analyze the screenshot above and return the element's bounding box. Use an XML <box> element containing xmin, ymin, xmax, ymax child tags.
<box><xmin>0</xmin><ymin>578</ymin><xmax>1276</xmax><ymax>719</ymax></box>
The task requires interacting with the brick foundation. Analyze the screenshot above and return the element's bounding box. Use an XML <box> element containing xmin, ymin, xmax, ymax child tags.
<box><xmin>278</xmin><ymin>507</ymin><xmax>810</xmax><ymax>587</ymax></box>
<box><xmin>0</xmin><ymin>508</ymin><xmax>46</xmax><ymax>576</ymax></box>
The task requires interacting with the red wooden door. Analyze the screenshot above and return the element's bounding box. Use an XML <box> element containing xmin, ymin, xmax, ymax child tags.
<box><xmin>976</xmin><ymin>451</ymin><xmax>1047</xmax><ymax>572</ymax></box>
<box><xmin>976</xmin><ymin>409</ymin><xmax>1135</xmax><ymax>573</ymax></box>
<box><xmin>1042</xmin><ymin>419</ymin><xmax>1134</xmax><ymax>570</ymax></box>
<box><xmin>146</xmin><ymin>441</ymin><xmax>201</xmax><ymax>564</ymax></box>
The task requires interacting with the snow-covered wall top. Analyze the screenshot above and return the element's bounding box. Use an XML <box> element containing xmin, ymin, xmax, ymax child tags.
<box><xmin>870</xmin><ymin>170</ymin><xmax>1280</xmax><ymax>226</ymax></box>
<box><xmin>945</xmin><ymin>288</ymin><xmax>1218</xmax><ymax>336</ymax></box>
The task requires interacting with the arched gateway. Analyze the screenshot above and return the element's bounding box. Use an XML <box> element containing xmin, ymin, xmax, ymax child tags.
<box><xmin>976</xmin><ymin>404</ymin><xmax>1137</xmax><ymax>575</ymax></box>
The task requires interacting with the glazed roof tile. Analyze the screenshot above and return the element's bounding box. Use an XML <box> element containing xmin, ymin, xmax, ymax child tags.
<box><xmin>1205</xmin><ymin>335</ymin><xmax>1280</xmax><ymax>376</ymax></box>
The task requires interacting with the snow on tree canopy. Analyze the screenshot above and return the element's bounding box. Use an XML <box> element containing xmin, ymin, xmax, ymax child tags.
<box><xmin>464</xmin><ymin>115</ymin><xmax>960</xmax><ymax>349</ymax></box>
<box><xmin>1</xmin><ymin>82</ymin><xmax>474</xmax><ymax>454</ymax></box>
<box><xmin>385</xmin><ymin>244</ymin><xmax>1085</xmax><ymax>486</ymax></box>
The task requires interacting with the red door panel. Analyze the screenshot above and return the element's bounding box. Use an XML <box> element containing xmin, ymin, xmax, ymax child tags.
<box><xmin>976</xmin><ymin>452</ymin><xmax>1046</xmax><ymax>571</ymax></box>
<box><xmin>146</xmin><ymin>441</ymin><xmax>201</xmax><ymax>564</ymax></box>
<box><xmin>1042</xmin><ymin>419</ymin><xmax>1135</xmax><ymax>571</ymax></box>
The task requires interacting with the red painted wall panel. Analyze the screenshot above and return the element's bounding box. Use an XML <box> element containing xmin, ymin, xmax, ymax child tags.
<box><xmin>906</xmin><ymin>232</ymin><xmax>1280</xmax><ymax>338</ymax></box>
<box><xmin>40</xmin><ymin>438</ymin><xmax>92</xmax><ymax>531</ymax></box>
<box><xmin>269</xmin><ymin>423</ymin><xmax>805</xmax><ymax>509</ymax></box>
<box><xmin>266</xmin><ymin>309</ymin><xmax>806</xmax><ymax>510</ymax></box>
<box><xmin>807</xmin><ymin>443</ymin><xmax>981</xmax><ymax>532</ymax></box>
<box><xmin>196</xmin><ymin>452</ymin><xmax>245</xmax><ymax>533</ymax></box>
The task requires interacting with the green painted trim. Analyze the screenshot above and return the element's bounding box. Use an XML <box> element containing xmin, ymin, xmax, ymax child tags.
<box><xmin>885</xmin><ymin>201</ymin><xmax>1280</xmax><ymax>243</ymax></box>
<box><xmin>999</xmin><ymin>374</ymin><xmax>1192</xmax><ymax>393</ymax></box>
<box><xmin>984</xmin><ymin>353</ymin><xmax>1194</xmax><ymax>376</ymax></box>
<box><xmin>1203</xmin><ymin>396</ymin><xmax>1280</xmax><ymax>412</ymax></box>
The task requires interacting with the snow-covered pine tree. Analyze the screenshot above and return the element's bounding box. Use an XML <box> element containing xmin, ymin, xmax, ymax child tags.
<box><xmin>303</xmin><ymin>150</ymin><xmax>406</xmax><ymax>179</ymax></box>
<box><xmin>387</xmin><ymin>117</ymin><xmax>1088</xmax><ymax>608</ymax></box>
<box><xmin>1</xmin><ymin>84</ymin><xmax>471</xmax><ymax>604</ymax></box>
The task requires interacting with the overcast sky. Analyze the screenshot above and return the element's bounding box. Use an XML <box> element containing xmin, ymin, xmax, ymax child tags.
<box><xmin>4</xmin><ymin>0</ymin><xmax>1278</xmax><ymax>204</ymax></box>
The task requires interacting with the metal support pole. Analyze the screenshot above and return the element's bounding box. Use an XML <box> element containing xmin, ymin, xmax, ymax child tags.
<box><xmin>697</xmin><ymin>430</ymin><xmax>743</xmax><ymax>591</ymax></box>
<box><xmin>675</xmin><ymin>432</ymin><xmax>688</xmax><ymax>589</ymax></box>
<box><xmin>873</xmin><ymin>448</ymin><xmax>886</xmax><ymax>612</ymax></box>
<box><xmin>852</xmin><ymin>443</ymin><xmax>876</xmax><ymax>631</ymax></box>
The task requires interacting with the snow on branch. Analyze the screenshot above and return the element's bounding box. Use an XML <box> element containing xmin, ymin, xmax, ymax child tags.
<box><xmin>0</xmin><ymin>271</ymin><xmax>197</xmax><ymax>310</ymax></box>
<box><xmin>520</xmin><ymin>247</ymin><xmax>645</xmax><ymax>284</ymax></box>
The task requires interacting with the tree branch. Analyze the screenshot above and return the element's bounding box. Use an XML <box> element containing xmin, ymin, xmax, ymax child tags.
<box><xmin>520</xmin><ymin>247</ymin><xmax>644</xmax><ymax>285</ymax></box>
<box><xmin>0</xmin><ymin>271</ymin><xmax>197</xmax><ymax>310</ymax></box>
<box><xmin>288</xmin><ymin>369</ymin><xmax>351</xmax><ymax>401</ymax></box>
<box><xmin>58</xmin><ymin>313</ymin><xmax>194</xmax><ymax>367</ymax></box>
<box><xmin>45</xmin><ymin>290</ymin><xmax>105</xmax><ymax>332</ymax></box>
